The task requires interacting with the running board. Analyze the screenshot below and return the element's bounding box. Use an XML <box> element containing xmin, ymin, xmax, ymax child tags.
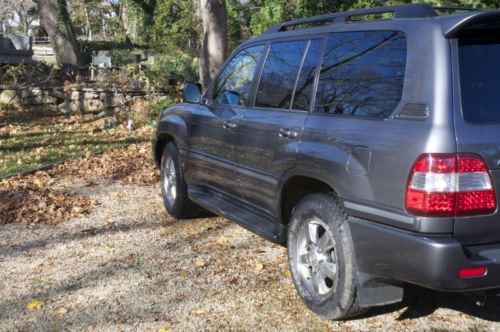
<box><xmin>188</xmin><ymin>188</ymin><xmax>287</xmax><ymax>245</ymax></box>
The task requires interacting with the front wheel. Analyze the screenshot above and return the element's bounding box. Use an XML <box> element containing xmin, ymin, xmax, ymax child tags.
<box><xmin>160</xmin><ymin>142</ymin><xmax>200</xmax><ymax>219</ymax></box>
<box><xmin>287</xmin><ymin>193</ymin><xmax>364</xmax><ymax>320</ymax></box>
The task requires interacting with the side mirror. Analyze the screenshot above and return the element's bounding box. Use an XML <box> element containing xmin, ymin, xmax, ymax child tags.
<box><xmin>183</xmin><ymin>83</ymin><xmax>202</xmax><ymax>104</ymax></box>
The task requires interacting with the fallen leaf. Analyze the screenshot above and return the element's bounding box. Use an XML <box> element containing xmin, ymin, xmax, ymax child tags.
<box><xmin>194</xmin><ymin>308</ymin><xmax>209</xmax><ymax>315</ymax></box>
<box><xmin>195</xmin><ymin>260</ymin><xmax>206</xmax><ymax>268</ymax></box>
<box><xmin>56</xmin><ymin>307</ymin><xmax>68</xmax><ymax>315</ymax></box>
<box><xmin>254</xmin><ymin>263</ymin><xmax>264</xmax><ymax>272</ymax></box>
<box><xmin>216</xmin><ymin>237</ymin><xmax>229</xmax><ymax>245</ymax></box>
<box><xmin>158</xmin><ymin>328</ymin><xmax>170</xmax><ymax>332</ymax></box>
<box><xmin>26</xmin><ymin>299</ymin><xmax>44</xmax><ymax>310</ymax></box>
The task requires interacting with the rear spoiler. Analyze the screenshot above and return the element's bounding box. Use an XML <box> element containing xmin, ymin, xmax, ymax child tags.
<box><xmin>443</xmin><ymin>10</ymin><xmax>500</xmax><ymax>38</ymax></box>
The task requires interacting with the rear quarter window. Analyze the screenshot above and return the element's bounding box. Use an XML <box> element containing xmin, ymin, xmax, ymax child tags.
<box><xmin>459</xmin><ymin>32</ymin><xmax>500</xmax><ymax>123</ymax></box>
<box><xmin>314</xmin><ymin>30</ymin><xmax>407</xmax><ymax>119</ymax></box>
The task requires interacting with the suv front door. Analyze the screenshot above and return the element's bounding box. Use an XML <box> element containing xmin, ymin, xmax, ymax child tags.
<box><xmin>188</xmin><ymin>45</ymin><xmax>265</xmax><ymax>197</ymax></box>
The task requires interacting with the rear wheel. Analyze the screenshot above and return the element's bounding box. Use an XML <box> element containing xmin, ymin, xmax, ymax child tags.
<box><xmin>160</xmin><ymin>142</ymin><xmax>200</xmax><ymax>219</ymax></box>
<box><xmin>287</xmin><ymin>193</ymin><xmax>364</xmax><ymax>320</ymax></box>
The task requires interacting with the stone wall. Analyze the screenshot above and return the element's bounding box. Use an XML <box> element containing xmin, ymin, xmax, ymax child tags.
<box><xmin>0</xmin><ymin>87</ymin><xmax>163</xmax><ymax>116</ymax></box>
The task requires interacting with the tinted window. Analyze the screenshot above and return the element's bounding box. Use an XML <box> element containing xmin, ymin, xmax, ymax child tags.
<box><xmin>293</xmin><ymin>39</ymin><xmax>323</xmax><ymax>111</ymax></box>
<box><xmin>213</xmin><ymin>45</ymin><xmax>265</xmax><ymax>106</ymax></box>
<box><xmin>459</xmin><ymin>34</ymin><xmax>500</xmax><ymax>123</ymax></box>
<box><xmin>256</xmin><ymin>40</ymin><xmax>307</xmax><ymax>109</ymax></box>
<box><xmin>315</xmin><ymin>31</ymin><xmax>406</xmax><ymax>118</ymax></box>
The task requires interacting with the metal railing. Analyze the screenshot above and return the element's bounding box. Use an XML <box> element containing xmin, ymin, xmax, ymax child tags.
<box><xmin>32</xmin><ymin>36</ymin><xmax>51</xmax><ymax>44</ymax></box>
<box><xmin>33</xmin><ymin>47</ymin><xmax>54</xmax><ymax>56</ymax></box>
<box><xmin>32</xmin><ymin>37</ymin><xmax>54</xmax><ymax>57</ymax></box>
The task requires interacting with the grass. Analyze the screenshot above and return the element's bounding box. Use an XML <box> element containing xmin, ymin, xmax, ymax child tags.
<box><xmin>0</xmin><ymin>108</ymin><xmax>153</xmax><ymax>177</ymax></box>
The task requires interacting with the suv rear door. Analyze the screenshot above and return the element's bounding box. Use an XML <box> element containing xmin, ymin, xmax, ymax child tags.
<box><xmin>236</xmin><ymin>39</ymin><xmax>323</xmax><ymax>217</ymax></box>
<box><xmin>453</xmin><ymin>24</ymin><xmax>500</xmax><ymax>244</ymax></box>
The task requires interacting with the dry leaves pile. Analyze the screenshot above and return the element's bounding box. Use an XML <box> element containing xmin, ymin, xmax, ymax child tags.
<box><xmin>53</xmin><ymin>143</ymin><xmax>159</xmax><ymax>186</ymax></box>
<box><xmin>0</xmin><ymin>172</ymin><xmax>95</xmax><ymax>225</ymax></box>
<box><xmin>0</xmin><ymin>141</ymin><xmax>158</xmax><ymax>225</ymax></box>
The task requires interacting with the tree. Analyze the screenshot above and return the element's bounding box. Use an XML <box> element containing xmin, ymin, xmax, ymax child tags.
<box><xmin>35</xmin><ymin>0</ymin><xmax>82</xmax><ymax>71</ymax></box>
<box><xmin>200</xmin><ymin>0</ymin><xmax>228</xmax><ymax>90</ymax></box>
<box><xmin>120</xmin><ymin>0</ymin><xmax>157</xmax><ymax>45</ymax></box>
<box><xmin>243</xmin><ymin>0</ymin><xmax>500</xmax><ymax>38</ymax></box>
<box><xmin>0</xmin><ymin>0</ymin><xmax>38</xmax><ymax>35</ymax></box>
<box><xmin>68</xmin><ymin>0</ymin><xmax>116</xmax><ymax>42</ymax></box>
<box><xmin>151</xmin><ymin>0</ymin><xmax>200</xmax><ymax>53</ymax></box>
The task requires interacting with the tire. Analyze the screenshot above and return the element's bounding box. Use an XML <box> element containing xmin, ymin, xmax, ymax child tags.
<box><xmin>160</xmin><ymin>142</ymin><xmax>200</xmax><ymax>219</ymax></box>
<box><xmin>287</xmin><ymin>193</ymin><xmax>364</xmax><ymax>320</ymax></box>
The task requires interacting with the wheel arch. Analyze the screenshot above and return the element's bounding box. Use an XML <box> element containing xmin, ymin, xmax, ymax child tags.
<box><xmin>154</xmin><ymin>133</ymin><xmax>175</xmax><ymax>167</ymax></box>
<box><xmin>279</xmin><ymin>173</ymin><xmax>336</xmax><ymax>226</ymax></box>
<box><xmin>154</xmin><ymin>112</ymin><xmax>189</xmax><ymax>167</ymax></box>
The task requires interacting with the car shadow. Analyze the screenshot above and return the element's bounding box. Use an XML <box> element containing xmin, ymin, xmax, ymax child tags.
<box><xmin>357</xmin><ymin>284</ymin><xmax>500</xmax><ymax>322</ymax></box>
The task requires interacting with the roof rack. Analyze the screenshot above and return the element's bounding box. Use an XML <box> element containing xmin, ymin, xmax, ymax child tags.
<box><xmin>434</xmin><ymin>6</ymin><xmax>477</xmax><ymax>13</ymax></box>
<box><xmin>264</xmin><ymin>4</ymin><xmax>439</xmax><ymax>34</ymax></box>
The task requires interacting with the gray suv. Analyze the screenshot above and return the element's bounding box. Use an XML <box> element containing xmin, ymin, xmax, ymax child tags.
<box><xmin>153</xmin><ymin>4</ymin><xmax>500</xmax><ymax>319</ymax></box>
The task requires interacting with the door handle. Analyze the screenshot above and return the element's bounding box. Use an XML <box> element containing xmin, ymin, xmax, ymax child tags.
<box><xmin>279</xmin><ymin>128</ymin><xmax>298</xmax><ymax>139</ymax></box>
<box><xmin>222</xmin><ymin>121</ymin><xmax>237</xmax><ymax>129</ymax></box>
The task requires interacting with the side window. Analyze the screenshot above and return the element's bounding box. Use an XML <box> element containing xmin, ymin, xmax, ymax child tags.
<box><xmin>292</xmin><ymin>39</ymin><xmax>323</xmax><ymax>111</ymax></box>
<box><xmin>314</xmin><ymin>31</ymin><xmax>407</xmax><ymax>118</ymax></box>
<box><xmin>213</xmin><ymin>45</ymin><xmax>265</xmax><ymax>107</ymax></box>
<box><xmin>255</xmin><ymin>40</ymin><xmax>307</xmax><ymax>109</ymax></box>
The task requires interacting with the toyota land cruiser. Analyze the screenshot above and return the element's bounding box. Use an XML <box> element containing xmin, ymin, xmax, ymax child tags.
<box><xmin>153</xmin><ymin>4</ymin><xmax>500</xmax><ymax>319</ymax></box>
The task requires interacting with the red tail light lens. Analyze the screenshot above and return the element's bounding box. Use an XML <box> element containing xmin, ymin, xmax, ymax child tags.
<box><xmin>405</xmin><ymin>154</ymin><xmax>496</xmax><ymax>217</ymax></box>
<box><xmin>458</xmin><ymin>267</ymin><xmax>487</xmax><ymax>279</ymax></box>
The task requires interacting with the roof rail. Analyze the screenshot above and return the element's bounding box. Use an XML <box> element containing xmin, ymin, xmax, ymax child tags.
<box><xmin>434</xmin><ymin>6</ymin><xmax>477</xmax><ymax>13</ymax></box>
<box><xmin>263</xmin><ymin>4</ymin><xmax>438</xmax><ymax>34</ymax></box>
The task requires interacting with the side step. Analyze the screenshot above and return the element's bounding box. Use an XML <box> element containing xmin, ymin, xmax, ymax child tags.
<box><xmin>189</xmin><ymin>188</ymin><xmax>287</xmax><ymax>245</ymax></box>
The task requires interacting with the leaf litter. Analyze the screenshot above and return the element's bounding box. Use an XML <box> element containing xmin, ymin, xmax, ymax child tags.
<box><xmin>1</xmin><ymin>141</ymin><xmax>500</xmax><ymax>331</ymax></box>
<box><xmin>0</xmin><ymin>142</ymin><xmax>158</xmax><ymax>225</ymax></box>
<box><xmin>53</xmin><ymin>143</ymin><xmax>159</xmax><ymax>186</ymax></box>
<box><xmin>0</xmin><ymin>172</ymin><xmax>95</xmax><ymax>225</ymax></box>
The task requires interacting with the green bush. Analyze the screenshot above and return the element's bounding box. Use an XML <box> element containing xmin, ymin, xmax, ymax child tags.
<box><xmin>108</xmin><ymin>49</ymin><xmax>138</xmax><ymax>66</ymax></box>
<box><xmin>149</xmin><ymin>50</ymin><xmax>199</xmax><ymax>87</ymax></box>
<box><xmin>149</xmin><ymin>96</ymin><xmax>175</xmax><ymax>120</ymax></box>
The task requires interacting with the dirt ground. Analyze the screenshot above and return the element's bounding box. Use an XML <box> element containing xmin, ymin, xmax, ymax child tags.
<box><xmin>1</xmin><ymin>146</ymin><xmax>500</xmax><ymax>331</ymax></box>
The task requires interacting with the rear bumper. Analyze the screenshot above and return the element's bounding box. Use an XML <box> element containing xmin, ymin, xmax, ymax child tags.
<box><xmin>349</xmin><ymin>217</ymin><xmax>500</xmax><ymax>291</ymax></box>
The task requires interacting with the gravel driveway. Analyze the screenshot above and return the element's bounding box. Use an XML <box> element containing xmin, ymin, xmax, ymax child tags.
<box><xmin>2</xmin><ymin>175</ymin><xmax>500</xmax><ymax>331</ymax></box>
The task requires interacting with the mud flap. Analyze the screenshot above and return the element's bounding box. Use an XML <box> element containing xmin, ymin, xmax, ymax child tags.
<box><xmin>357</xmin><ymin>272</ymin><xmax>404</xmax><ymax>308</ymax></box>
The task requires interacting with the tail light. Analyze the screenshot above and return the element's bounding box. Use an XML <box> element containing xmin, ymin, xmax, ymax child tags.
<box><xmin>458</xmin><ymin>267</ymin><xmax>487</xmax><ymax>279</ymax></box>
<box><xmin>405</xmin><ymin>154</ymin><xmax>496</xmax><ymax>217</ymax></box>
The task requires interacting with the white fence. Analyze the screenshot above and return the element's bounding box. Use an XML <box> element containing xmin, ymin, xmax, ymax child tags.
<box><xmin>33</xmin><ymin>46</ymin><xmax>54</xmax><ymax>57</ymax></box>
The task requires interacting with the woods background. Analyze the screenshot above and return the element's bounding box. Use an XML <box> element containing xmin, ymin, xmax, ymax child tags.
<box><xmin>2</xmin><ymin>0</ymin><xmax>500</xmax><ymax>89</ymax></box>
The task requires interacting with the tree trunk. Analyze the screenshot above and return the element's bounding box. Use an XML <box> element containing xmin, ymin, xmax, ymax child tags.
<box><xmin>84</xmin><ymin>5</ymin><xmax>92</xmax><ymax>41</ymax></box>
<box><xmin>21</xmin><ymin>14</ymin><xmax>30</xmax><ymax>35</ymax></box>
<box><xmin>199</xmin><ymin>0</ymin><xmax>228</xmax><ymax>90</ymax></box>
<box><xmin>34</xmin><ymin>0</ymin><xmax>82</xmax><ymax>72</ymax></box>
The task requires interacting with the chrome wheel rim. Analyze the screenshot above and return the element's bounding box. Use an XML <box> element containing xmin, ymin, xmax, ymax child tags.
<box><xmin>163</xmin><ymin>155</ymin><xmax>177</xmax><ymax>205</ymax></box>
<box><xmin>296</xmin><ymin>218</ymin><xmax>337</xmax><ymax>296</ymax></box>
